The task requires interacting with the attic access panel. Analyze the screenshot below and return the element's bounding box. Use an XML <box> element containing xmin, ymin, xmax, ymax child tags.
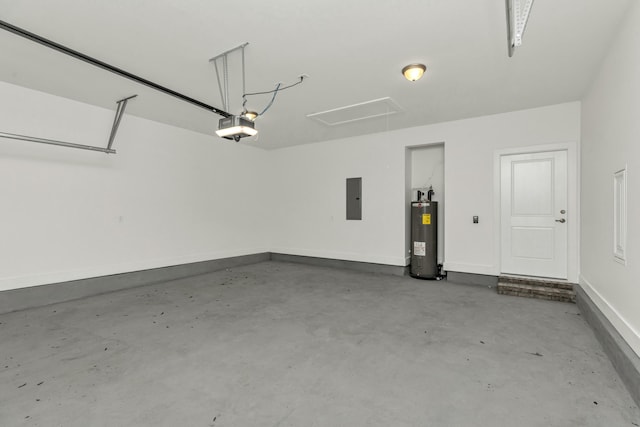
<box><xmin>307</xmin><ymin>97</ymin><xmax>402</xmax><ymax>126</ymax></box>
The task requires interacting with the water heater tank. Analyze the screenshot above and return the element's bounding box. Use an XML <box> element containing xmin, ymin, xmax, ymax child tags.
<box><xmin>410</xmin><ymin>201</ymin><xmax>438</xmax><ymax>279</ymax></box>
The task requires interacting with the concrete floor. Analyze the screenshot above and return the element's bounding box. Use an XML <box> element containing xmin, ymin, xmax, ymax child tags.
<box><xmin>1</xmin><ymin>261</ymin><xmax>638</xmax><ymax>427</ymax></box>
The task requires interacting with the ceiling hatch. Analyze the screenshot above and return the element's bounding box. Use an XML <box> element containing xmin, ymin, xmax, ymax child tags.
<box><xmin>306</xmin><ymin>97</ymin><xmax>402</xmax><ymax>126</ymax></box>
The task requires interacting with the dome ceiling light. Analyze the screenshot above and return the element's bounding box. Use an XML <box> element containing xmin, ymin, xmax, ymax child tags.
<box><xmin>242</xmin><ymin>111</ymin><xmax>258</xmax><ymax>121</ymax></box>
<box><xmin>402</xmin><ymin>64</ymin><xmax>426</xmax><ymax>82</ymax></box>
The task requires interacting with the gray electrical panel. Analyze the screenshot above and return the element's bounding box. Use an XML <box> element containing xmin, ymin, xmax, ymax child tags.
<box><xmin>346</xmin><ymin>177</ymin><xmax>362</xmax><ymax>220</ymax></box>
<box><xmin>410</xmin><ymin>201</ymin><xmax>438</xmax><ymax>278</ymax></box>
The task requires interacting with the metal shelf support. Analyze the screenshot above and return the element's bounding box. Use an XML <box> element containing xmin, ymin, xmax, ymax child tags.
<box><xmin>0</xmin><ymin>95</ymin><xmax>136</xmax><ymax>154</ymax></box>
<box><xmin>506</xmin><ymin>0</ymin><xmax>535</xmax><ymax>57</ymax></box>
<box><xmin>107</xmin><ymin>95</ymin><xmax>137</xmax><ymax>151</ymax></box>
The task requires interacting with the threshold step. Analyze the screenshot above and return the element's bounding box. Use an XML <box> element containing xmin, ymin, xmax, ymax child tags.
<box><xmin>497</xmin><ymin>282</ymin><xmax>576</xmax><ymax>303</ymax></box>
<box><xmin>498</xmin><ymin>275</ymin><xmax>575</xmax><ymax>291</ymax></box>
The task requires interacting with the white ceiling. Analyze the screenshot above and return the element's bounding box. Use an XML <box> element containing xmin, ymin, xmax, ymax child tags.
<box><xmin>0</xmin><ymin>0</ymin><xmax>632</xmax><ymax>149</ymax></box>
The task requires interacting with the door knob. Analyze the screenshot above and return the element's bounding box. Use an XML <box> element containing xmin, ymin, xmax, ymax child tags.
<box><xmin>555</xmin><ymin>218</ymin><xmax>566</xmax><ymax>223</ymax></box>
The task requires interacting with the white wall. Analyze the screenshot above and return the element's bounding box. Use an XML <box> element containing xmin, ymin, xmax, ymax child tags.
<box><xmin>269</xmin><ymin>102</ymin><xmax>580</xmax><ymax>276</ymax></box>
<box><xmin>410</xmin><ymin>144</ymin><xmax>444</xmax><ymax>264</ymax></box>
<box><xmin>0</xmin><ymin>80</ymin><xmax>582</xmax><ymax>298</ymax></box>
<box><xmin>0</xmin><ymin>81</ymin><xmax>269</xmax><ymax>291</ymax></box>
<box><xmin>580</xmin><ymin>0</ymin><xmax>640</xmax><ymax>356</ymax></box>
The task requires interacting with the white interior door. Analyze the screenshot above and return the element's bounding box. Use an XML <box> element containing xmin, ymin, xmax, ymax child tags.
<box><xmin>501</xmin><ymin>151</ymin><xmax>568</xmax><ymax>279</ymax></box>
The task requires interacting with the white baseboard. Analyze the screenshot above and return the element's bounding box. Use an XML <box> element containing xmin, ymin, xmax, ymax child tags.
<box><xmin>579</xmin><ymin>275</ymin><xmax>640</xmax><ymax>358</ymax></box>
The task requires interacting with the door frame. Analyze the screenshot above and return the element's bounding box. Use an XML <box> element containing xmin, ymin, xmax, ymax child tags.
<box><xmin>493</xmin><ymin>142</ymin><xmax>579</xmax><ymax>283</ymax></box>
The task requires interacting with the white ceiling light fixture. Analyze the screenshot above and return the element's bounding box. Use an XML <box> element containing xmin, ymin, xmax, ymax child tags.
<box><xmin>215</xmin><ymin>115</ymin><xmax>257</xmax><ymax>140</ymax></box>
<box><xmin>506</xmin><ymin>0</ymin><xmax>535</xmax><ymax>57</ymax></box>
<box><xmin>402</xmin><ymin>64</ymin><xmax>426</xmax><ymax>82</ymax></box>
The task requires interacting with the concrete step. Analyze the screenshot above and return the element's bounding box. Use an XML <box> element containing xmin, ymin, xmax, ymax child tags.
<box><xmin>498</xmin><ymin>275</ymin><xmax>575</xmax><ymax>291</ymax></box>
<box><xmin>497</xmin><ymin>281</ymin><xmax>576</xmax><ymax>303</ymax></box>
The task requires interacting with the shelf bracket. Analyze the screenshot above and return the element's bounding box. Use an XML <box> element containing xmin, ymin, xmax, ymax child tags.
<box><xmin>0</xmin><ymin>95</ymin><xmax>136</xmax><ymax>154</ymax></box>
<box><xmin>107</xmin><ymin>95</ymin><xmax>137</xmax><ymax>151</ymax></box>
